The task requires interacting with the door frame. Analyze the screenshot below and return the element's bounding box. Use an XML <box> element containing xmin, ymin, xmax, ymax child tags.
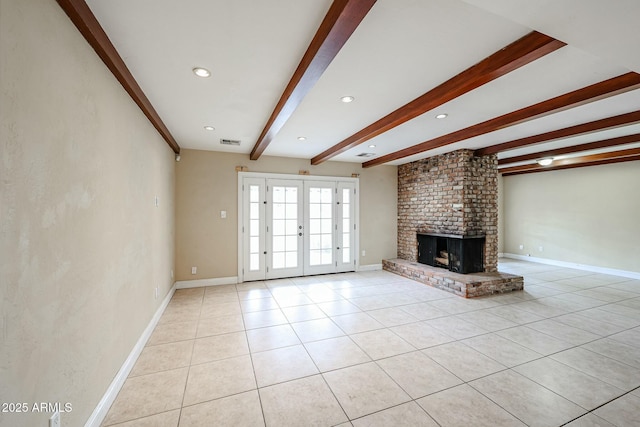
<box><xmin>237</xmin><ymin>172</ymin><xmax>359</xmax><ymax>283</ymax></box>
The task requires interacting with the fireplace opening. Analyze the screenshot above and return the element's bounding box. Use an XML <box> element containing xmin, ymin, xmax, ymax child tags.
<box><xmin>417</xmin><ymin>233</ymin><xmax>485</xmax><ymax>274</ymax></box>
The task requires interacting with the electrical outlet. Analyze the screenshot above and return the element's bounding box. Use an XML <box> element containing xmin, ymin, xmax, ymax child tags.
<box><xmin>538</xmin><ymin>246</ymin><xmax>544</xmax><ymax>252</ymax></box>
<box><xmin>191</xmin><ymin>266</ymin><xmax>197</xmax><ymax>275</ymax></box>
<box><xmin>220</xmin><ymin>210</ymin><xmax>227</xmax><ymax>219</ymax></box>
<box><xmin>361</xmin><ymin>250</ymin><xmax>366</xmax><ymax>257</ymax></box>
<box><xmin>49</xmin><ymin>410</ymin><xmax>60</xmax><ymax>427</ymax></box>
<box><xmin>519</xmin><ymin>244</ymin><xmax>524</xmax><ymax>250</ymax></box>
<box><xmin>171</xmin><ymin>269</ymin><xmax>174</xmax><ymax>279</ymax></box>
<box><xmin>155</xmin><ymin>287</ymin><xmax>158</xmax><ymax>299</ymax></box>
<box><xmin>154</xmin><ymin>196</ymin><xmax>159</xmax><ymax>207</ymax></box>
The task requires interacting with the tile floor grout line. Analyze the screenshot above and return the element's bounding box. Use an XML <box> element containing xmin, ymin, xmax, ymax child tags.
<box><xmin>558</xmin><ymin>384</ymin><xmax>640</xmax><ymax>426</ymax></box>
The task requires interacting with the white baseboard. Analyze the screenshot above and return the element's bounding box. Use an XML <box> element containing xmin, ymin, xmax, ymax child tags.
<box><xmin>85</xmin><ymin>283</ymin><xmax>176</xmax><ymax>427</ymax></box>
<box><xmin>501</xmin><ymin>253</ymin><xmax>640</xmax><ymax>280</ymax></box>
<box><xmin>358</xmin><ymin>263</ymin><xmax>383</xmax><ymax>272</ymax></box>
<box><xmin>175</xmin><ymin>276</ymin><xmax>238</xmax><ymax>289</ymax></box>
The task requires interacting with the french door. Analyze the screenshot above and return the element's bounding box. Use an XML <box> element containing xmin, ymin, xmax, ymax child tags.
<box><xmin>239</xmin><ymin>174</ymin><xmax>357</xmax><ymax>281</ymax></box>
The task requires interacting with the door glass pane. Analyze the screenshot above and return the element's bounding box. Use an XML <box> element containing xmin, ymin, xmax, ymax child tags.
<box><xmin>285</xmin><ymin>235</ymin><xmax>297</xmax><ymax>252</ymax></box>
<box><xmin>273</xmin><ymin>236</ymin><xmax>285</xmax><ymax>252</ymax></box>
<box><xmin>273</xmin><ymin>186</ymin><xmax>285</xmax><ymax>203</ymax></box>
<box><xmin>250</xmin><ymin>219</ymin><xmax>259</xmax><ymax>236</ymax></box>
<box><xmin>285</xmin><ymin>187</ymin><xmax>297</xmax><ymax>203</ymax></box>
<box><xmin>310</xmin><ymin>235</ymin><xmax>321</xmax><ymax>250</ymax></box>
<box><xmin>273</xmin><ymin>203</ymin><xmax>285</xmax><ymax>218</ymax></box>
<box><xmin>248</xmin><ymin>184</ymin><xmax>262</xmax><ymax>272</ymax></box>
<box><xmin>272</xmin><ymin>185</ymin><xmax>298</xmax><ymax>270</ymax></box>
<box><xmin>250</xmin><ymin>254</ymin><xmax>260</xmax><ymax>271</ymax></box>
<box><xmin>272</xmin><ymin>252</ymin><xmax>285</xmax><ymax>269</ymax></box>
<box><xmin>273</xmin><ymin>219</ymin><xmax>285</xmax><ymax>235</ymax></box>
<box><xmin>285</xmin><ymin>220</ymin><xmax>297</xmax><ymax>235</ymax></box>
<box><xmin>308</xmin><ymin>186</ymin><xmax>332</xmax><ymax>266</ymax></box>
<box><xmin>250</xmin><ymin>185</ymin><xmax>259</xmax><ymax>203</ymax></box>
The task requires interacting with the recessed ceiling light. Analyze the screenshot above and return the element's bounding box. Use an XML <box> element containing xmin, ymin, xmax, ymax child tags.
<box><xmin>340</xmin><ymin>96</ymin><xmax>355</xmax><ymax>103</ymax></box>
<box><xmin>204</xmin><ymin>126</ymin><xmax>215</xmax><ymax>131</ymax></box>
<box><xmin>435</xmin><ymin>113</ymin><xmax>448</xmax><ymax>119</ymax></box>
<box><xmin>297</xmin><ymin>136</ymin><xmax>307</xmax><ymax>141</ymax></box>
<box><xmin>368</xmin><ymin>144</ymin><xmax>376</xmax><ymax>148</ymax></box>
<box><xmin>537</xmin><ymin>158</ymin><xmax>554</xmax><ymax>166</ymax></box>
<box><xmin>192</xmin><ymin>67</ymin><xmax>211</xmax><ymax>78</ymax></box>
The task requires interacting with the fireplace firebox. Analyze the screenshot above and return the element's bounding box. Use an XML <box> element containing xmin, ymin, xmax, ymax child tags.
<box><xmin>417</xmin><ymin>233</ymin><xmax>485</xmax><ymax>274</ymax></box>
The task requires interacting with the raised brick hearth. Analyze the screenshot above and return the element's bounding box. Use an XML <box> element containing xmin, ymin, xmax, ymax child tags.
<box><xmin>383</xmin><ymin>258</ymin><xmax>523</xmax><ymax>298</ymax></box>
<box><xmin>385</xmin><ymin>149</ymin><xmax>523</xmax><ymax>297</ymax></box>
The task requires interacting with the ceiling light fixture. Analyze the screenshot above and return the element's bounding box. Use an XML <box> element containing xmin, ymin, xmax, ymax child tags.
<box><xmin>204</xmin><ymin>126</ymin><xmax>215</xmax><ymax>131</ymax></box>
<box><xmin>435</xmin><ymin>113</ymin><xmax>448</xmax><ymax>119</ymax></box>
<box><xmin>192</xmin><ymin>67</ymin><xmax>211</xmax><ymax>78</ymax></box>
<box><xmin>340</xmin><ymin>96</ymin><xmax>355</xmax><ymax>103</ymax></box>
<box><xmin>297</xmin><ymin>136</ymin><xmax>307</xmax><ymax>141</ymax></box>
<box><xmin>537</xmin><ymin>158</ymin><xmax>554</xmax><ymax>166</ymax></box>
<box><xmin>369</xmin><ymin>144</ymin><xmax>376</xmax><ymax>148</ymax></box>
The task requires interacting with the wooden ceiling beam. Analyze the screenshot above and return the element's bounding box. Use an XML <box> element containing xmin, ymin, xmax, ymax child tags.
<box><xmin>477</xmin><ymin>110</ymin><xmax>640</xmax><ymax>156</ymax></box>
<box><xmin>250</xmin><ymin>0</ymin><xmax>377</xmax><ymax>160</ymax></box>
<box><xmin>497</xmin><ymin>133</ymin><xmax>640</xmax><ymax>165</ymax></box>
<box><xmin>501</xmin><ymin>149</ymin><xmax>640</xmax><ymax>176</ymax></box>
<box><xmin>56</xmin><ymin>0</ymin><xmax>180</xmax><ymax>154</ymax></box>
<box><xmin>362</xmin><ymin>72</ymin><xmax>640</xmax><ymax>168</ymax></box>
<box><xmin>311</xmin><ymin>31</ymin><xmax>565</xmax><ymax>165</ymax></box>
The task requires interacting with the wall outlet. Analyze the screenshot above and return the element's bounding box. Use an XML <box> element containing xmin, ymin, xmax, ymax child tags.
<box><xmin>519</xmin><ymin>244</ymin><xmax>524</xmax><ymax>250</ymax></box>
<box><xmin>361</xmin><ymin>250</ymin><xmax>366</xmax><ymax>257</ymax></box>
<box><xmin>191</xmin><ymin>266</ymin><xmax>197</xmax><ymax>275</ymax></box>
<box><xmin>171</xmin><ymin>269</ymin><xmax>174</xmax><ymax>279</ymax></box>
<box><xmin>154</xmin><ymin>195</ymin><xmax>159</xmax><ymax>207</ymax></box>
<box><xmin>49</xmin><ymin>410</ymin><xmax>60</xmax><ymax>427</ymax></box>
<box><xmin>154</xmin><ymin>287</ymin><xmax>158</xmax><ymax>299</ymax></box>
<box><xmin>220</xmin><ymin>210</ymin><xmax>227</xmax><ymax>219</ymax></box>
<box><xmin>538</xmin><ymin>246</ymin><xmax>544</xmax><ymax>252</ymax></box>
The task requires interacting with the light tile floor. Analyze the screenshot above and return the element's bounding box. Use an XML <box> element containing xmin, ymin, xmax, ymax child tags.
<box><xmin>103</xmin><ymin>260</ymin><xmax>640</xmax><ymax>426</ymax></box>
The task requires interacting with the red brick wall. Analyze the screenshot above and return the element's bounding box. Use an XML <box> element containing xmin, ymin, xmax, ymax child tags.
<box><xmin>397</xmin><ymin>150</ymin><xmax>498</xmax><ymax>272</ymax></box>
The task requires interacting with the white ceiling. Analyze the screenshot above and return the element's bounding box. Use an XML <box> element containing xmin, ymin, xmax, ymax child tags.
<box><xmin>86</xmin><ymin>0</ymin><xmax>640</xmax><ymax>167</ymax></box>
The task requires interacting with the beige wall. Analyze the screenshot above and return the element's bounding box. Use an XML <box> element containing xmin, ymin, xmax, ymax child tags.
<box><xmin>0</xmin><ymin>1</ymin><xmax>175</xmax><ymax>426</ymax></box>
<box><xmin>502</xmin><ymin>162</ymin><xmax>640</xmax><ymax>272</ymax></box>
<box><xmin>175</xmin><ymin>150</ymin><xmax>397</xmax><ymax>281</ymax></box>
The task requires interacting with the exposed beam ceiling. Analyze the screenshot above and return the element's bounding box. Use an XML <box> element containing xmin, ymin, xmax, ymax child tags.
<box><xmin>55</xmin><ymin>0</ymin><xmax>180</xmax><ymax>154</ymax></box>
<box><xmin>498</xmin><ymin>133</ymin><xmax>640</xmax><ymax>165</ymax></box>
<box><xmin>477</xmin><ymin>110</ymin><xmax>640</xmax><ymax>156</ymax></box>
<box><xmin>79</xmin><ymin>1</ymin><xmax>640</xmax><ymax>172</ymax></box>
<box><xmin>363</xmin><ymin>72</ymin><xmax>640</xmax><ymax>167</ymax></box>
<box><xmin>500</xmin><ymin>147</ymin><xmax>640</xmax><ymax>176</ymax></box>
<box><xmin>310</xmin><ymin>31</ymin><xmax>565</xmax><ymax>165</ymax></box>
<box><xmin>249</xmin><ymin>0</ymin><xmax>377</xmax><ymax>160</ymax></box>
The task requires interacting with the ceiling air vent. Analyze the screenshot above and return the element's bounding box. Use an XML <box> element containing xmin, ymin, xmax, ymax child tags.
<box><xmin>220</xmin><ymin>138</ymin><xmax>241</xmax><ymax>146</ymax></box>
<box><xmin>356</xmin><ymin>153</ymin><xmax>375</xmax><ymax>158</ymax></box>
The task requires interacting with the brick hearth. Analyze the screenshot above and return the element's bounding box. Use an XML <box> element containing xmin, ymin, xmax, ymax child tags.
<box><xmin>383</xmin><ymin>258</ymin><xmax>523</xmax><ymax>298</ymax></box>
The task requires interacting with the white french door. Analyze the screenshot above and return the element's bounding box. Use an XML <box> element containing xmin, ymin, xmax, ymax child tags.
<box><xmin>304</xmin><ymin>181</ymin><xmax>336</xmax><ymax>275</ymax></box>
<box><xmin>266</xmin><ymin>180</ymin><xmax>303</xmax><ymax>279</ymax></box>
<box><xmin>239</xmin><ymin>174</ymin><xmax>357</xmax><ymax>282</ymax></box>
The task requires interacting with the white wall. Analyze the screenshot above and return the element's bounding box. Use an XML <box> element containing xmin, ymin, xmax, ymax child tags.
<box><xmin>0</xmin><ymin>0</ymin><xmax>175</xmax><ymax>425</ymax></box>
<box><xmin>502</xmin><ymin>162</ymin><xmax>640</xmax><ymax>273</ymax></box>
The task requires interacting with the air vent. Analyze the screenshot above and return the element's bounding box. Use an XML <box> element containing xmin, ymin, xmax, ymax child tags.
<box><xmin>356</xmin><ymin>153</ymin><xmax>375</xmax><ymax>158</ymax></box>
<box><xmin>220</xmin><ymin>138</ymin><xmax>241</xmax><ymax>146</ymax></box>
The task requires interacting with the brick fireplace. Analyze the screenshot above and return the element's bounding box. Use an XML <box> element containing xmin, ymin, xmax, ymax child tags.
<box><xmin>384</xmin><ymin>149</ymin><xmax>523</xmax><ymax>297</ymax></box>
